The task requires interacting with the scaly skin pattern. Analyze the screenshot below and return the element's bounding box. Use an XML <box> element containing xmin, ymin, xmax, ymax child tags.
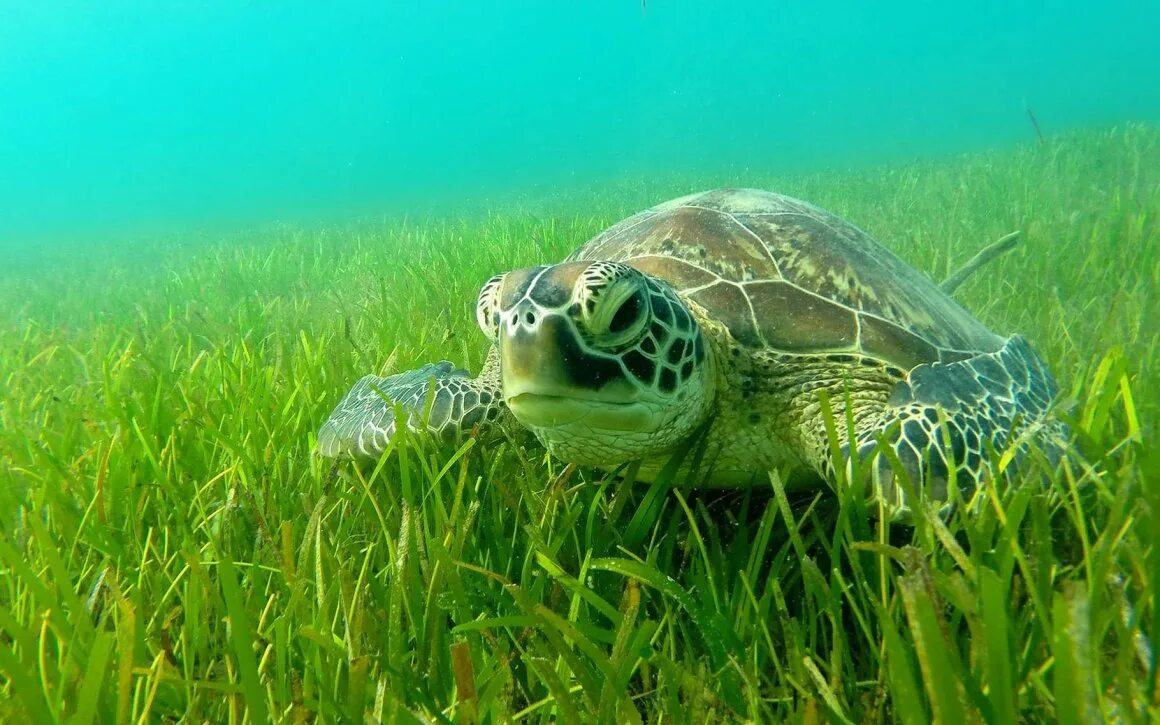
<box><xmin>632</xmin><ymin>302</ymin><xmax>1065</xmax><ymax>519</ymax></box>
<box><xmin>315</xmin><ymin>354</ymin><xmax>511</xmax><ymax>459</ymax></box>
<box><xmin>630</xmin><ymin>298</ymin><xmax>902</xmax><ymax>491</ymax></box>
<box><xmin>842</xmin><ymin>334</ymin><xmax>1067</xmax><ymax>516</ymax></box>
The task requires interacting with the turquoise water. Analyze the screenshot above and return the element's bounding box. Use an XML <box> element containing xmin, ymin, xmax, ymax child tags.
<box><xmin>1</xmin><ymin>1</ymin><xmax>1157</xmax><ymax>247</ymax></box>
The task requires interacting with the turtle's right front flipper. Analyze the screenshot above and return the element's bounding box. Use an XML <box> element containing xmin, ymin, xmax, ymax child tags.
<box><xmin>842</xmin><ymin>335</ymin><xmax>1068</xmax><ymax>518</ymax></box>
<box><xmin>317</xmin><ymin>359</ymin><xmax>505</xmax><ymax>459</ymax></box>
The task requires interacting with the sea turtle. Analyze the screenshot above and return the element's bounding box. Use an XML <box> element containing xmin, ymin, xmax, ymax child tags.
<box><xmin>317</xmin><ymin>189</ymin><xmax>1063</xmax><ymax>517</ymax></box>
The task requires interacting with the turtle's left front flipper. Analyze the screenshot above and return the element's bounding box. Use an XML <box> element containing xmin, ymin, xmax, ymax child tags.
<box><xmin>317</xmin><ymin>357</ymin><xmax>507</xmax><ymax>460</ymax></box>
<box><xmin>844</xmin><ymin>335</ymin><xmax>1067</xmax><ymax>518</ymax></box>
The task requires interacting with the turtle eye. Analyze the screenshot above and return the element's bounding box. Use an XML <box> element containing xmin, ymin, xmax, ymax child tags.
<box><xmin>583</xmin><ymin>281</ymin><xmax>650</xmax><ymax>346</ymax></box>
<box><xmin>608</xmin><ymin>289</ymin><xmax>645</xmax><ymax>334</ymax></box>
<box><xmin>476</xmin><ymin>273</ymin><xmax>506</xmax><ymax>339</ymax></box>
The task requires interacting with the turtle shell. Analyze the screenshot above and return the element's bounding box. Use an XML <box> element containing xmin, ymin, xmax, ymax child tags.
<box><xmin>567</xmin><ymin>188</ymin><xmax>1004</xmax><ymax>372</ymax></box>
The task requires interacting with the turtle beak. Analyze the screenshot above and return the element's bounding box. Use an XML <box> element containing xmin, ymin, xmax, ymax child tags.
<box><xmin>500</xmin><ymin>314</ymin><xmax>575</xmax><ymax>398</ymax></box>
<box><xmin>501</xmin><ymin>313</ymin><xmax>655</xmax><ymax>431</ymax></box>
<box><xmin>500</xmin><ymin>305</ymin><xmax>640</xmax><ymax>408</ymax></box>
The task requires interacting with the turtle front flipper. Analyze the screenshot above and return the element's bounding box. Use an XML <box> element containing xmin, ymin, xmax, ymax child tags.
<box><xmin>317</xmin><ymin>358</ymin><xmax>506</xmax><ymax>459</ymax></box>
<box><xmin>842</xmin><ymin>335</ymin><xmax>1066</xmax><ymax>518</ymax></box>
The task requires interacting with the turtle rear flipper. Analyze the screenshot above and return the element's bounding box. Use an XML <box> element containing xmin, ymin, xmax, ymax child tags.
<box><xmin>317</xmin><ymin>359</ymin><xmax>505</xmax><ymax>459</ymax></box>
<box><xmin>844</xmin><ymin>335</ymin><xmax>1066</xmax><ymax>518</ymax></box>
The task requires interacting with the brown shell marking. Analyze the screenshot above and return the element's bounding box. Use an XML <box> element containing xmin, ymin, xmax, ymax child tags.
<box><xmin>568</xmin><ymin>188</ymin><xmax>1003</xmax><ymax>371</ymax></box>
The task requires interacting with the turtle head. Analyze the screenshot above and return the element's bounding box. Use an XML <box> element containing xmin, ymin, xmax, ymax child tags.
<box><xmin>475</xmin><ymin>261</ymin><xmax>716</xmax><ymax>466</ymax></box>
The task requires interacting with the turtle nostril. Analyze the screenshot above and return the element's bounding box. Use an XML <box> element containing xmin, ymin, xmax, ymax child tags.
<box><xmin>524</xmin><ymin>310</ymin><xmax>536</xmax><ymax>326</ymax></box>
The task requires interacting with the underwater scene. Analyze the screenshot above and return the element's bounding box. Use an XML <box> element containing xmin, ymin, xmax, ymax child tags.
<box><xmin>1</xmin><ymin>1</ymin><xmax>1157</xmax><ymax>721</ymax></box>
